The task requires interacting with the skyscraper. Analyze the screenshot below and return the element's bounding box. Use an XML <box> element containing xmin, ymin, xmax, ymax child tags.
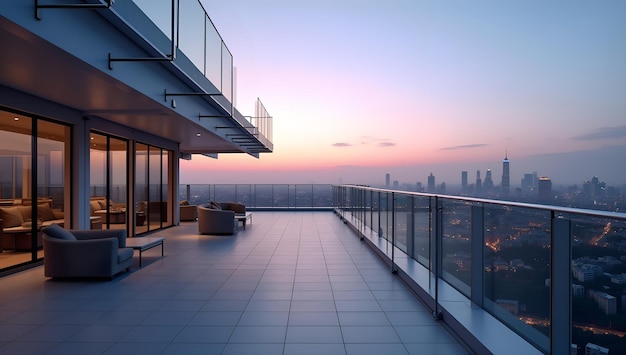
<box><xmin>475</xmin><ymin>170</ymin><xmax>482</xmax><ymax>194</ymax></box>
<box><xmin>538</xmin><ymin>176</ymin><xmax>552</xmax><ymax>202</ymax></box>
<box><xmin>484</xmin><ymin>169</ymin><xmax>494</xmax><ymax>192</ymax></box>
<box><xmin>428</xmin><ymin>173</ymin><xmax>435</xmax><ymax>192</ymax></box>
<box><xmin>386</xmin><ymin>173</ymin><xmax>390</xmax><ymax>188</ymax></box>
<box><xmin>502</xmin><ymin>153</ymin><xmax>510</xmax><ymax>196</ymax></box>
<box><xmin>521</xmin><ymin>173</ymin><xmax>536</xmax><ymax>196</ymax></box>
<box><xmin>461</xmin><ymin>171</ymin><xmax>468</xmax><ymax>192</ymax></box>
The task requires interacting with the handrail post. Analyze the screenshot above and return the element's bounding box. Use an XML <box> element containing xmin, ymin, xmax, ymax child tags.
<box><xmin>432</xmin><ymin>196</ymin><xmax>443</xmax><ymax>319</ymax></box>
<box><xmin>551</xmin><ymin>213</ymin><xmax>571</xmax><ymax>354</ymax></box>
<box><xmin>391</xmin><ymin>192</ymin><xmax>397</xmax><ymax>273</ymax></box>
<box><xmin>471</xmin><ymin>203</ymin><xmax>484</xmax><ymax>308</ymax></box>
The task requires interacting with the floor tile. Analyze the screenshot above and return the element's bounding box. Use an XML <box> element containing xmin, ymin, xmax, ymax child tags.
<box><xmin>285</xmin><ymin>326</ymin><xmax>343</xmax><ymax>343</ymax></box>
<box><xmin>341</xmin><ymin>326</ymin><xmax>402</xmax><ymax>343</ymax></box>
<box><xmin>228</xmin><ymin>326</ymin><xmax>287</xmax><ymax>343</ymax></box>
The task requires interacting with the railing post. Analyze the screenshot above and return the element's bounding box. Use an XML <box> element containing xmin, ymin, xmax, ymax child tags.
<box><xmin>377</xmin><ymin>191</ymin><xmax>382</xmax><ymax>238</ymax></box>
<box><xmin>551</xmin><ymin>214</ymin><xmax>571</xmax><ymax>354</ymax></box>
<box><xmin>391</xmin><ymin>192</ymin><xmax>397</xmax><ymax>273</ymax></box>
<box><xmin>407</xmin><ymin>196</ymin><xmax>415</xmax><ymax>259</ymax></box>
<box><xmin>471</xmin><ymin>203</ymin><xmax>484</xmax><ymax>308</ymax></box>
<box><xmin>432</xmin><ymin>196</ymin><xmax>443</xmax><ymax>319</ymax></box>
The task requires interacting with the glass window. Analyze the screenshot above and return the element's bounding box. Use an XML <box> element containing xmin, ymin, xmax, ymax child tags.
<box><xmin>0</xmin><ymin>111</ymin><xmax>69</xmax><ymax>272</ymax></box>
<box><xmin>90</xmin><ymin>132</ymin><xmax>128</xmax><ymax>230</ymax></box>
<box><xmin>135</xmin><ymin>143</ymin><xmax>172</xmax><ymax>234</ymax></box>
<box><xmin>135</xmin><ymin>143</ymin><xmax>149</xmax><ymax>234</ymax></box>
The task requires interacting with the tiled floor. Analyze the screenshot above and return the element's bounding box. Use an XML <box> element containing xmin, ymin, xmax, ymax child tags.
<box><xmin>0</xmin><ymin>212</ymin><xmax>470</xmax><ymax>355</ymax></box>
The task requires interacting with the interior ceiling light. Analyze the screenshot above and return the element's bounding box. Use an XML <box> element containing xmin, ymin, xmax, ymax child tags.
<box><xmin>196</xmin><ymin>133</ymin><xmax>201</xmax><ymax>137</ymax></box>
<box><xmin>14</xmin><ymin>117</ymin><xmax>19</xmax><ymax>121</ymax></box>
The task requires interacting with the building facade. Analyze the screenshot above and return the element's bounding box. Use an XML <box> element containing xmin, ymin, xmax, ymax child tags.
<box><xmin>0</xmin><ymin>1</ymin><xmax>272</xmax><ymax>273</ymax></box>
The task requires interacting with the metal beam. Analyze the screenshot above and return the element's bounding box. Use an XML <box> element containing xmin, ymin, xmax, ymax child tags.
<box><xmin>164</xmin><ymin>89</ymin><xmax>222</xmax><ymax>102</ymax></box>
<box><xmin>35</xmin><ymin>0</ymin><xmax>113</xmax><ymax>20</ymax></box>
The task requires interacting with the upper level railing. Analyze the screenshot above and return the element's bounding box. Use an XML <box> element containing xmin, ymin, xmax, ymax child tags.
<box><xmin>180</xmin><ymin>184</ymin><xmax>333</xmax><ymax>210</ymax></box>
<box><xmin>132</xmin><ymin>0</ymin><xmax>233</xmax><ymax>103</ymax></box>
<box><xmin>131</xmin><ymin>0</ymin><xmax>273</xmax><ymax>145</ymax></box>
<box><xmin>333</xmin><ymin>185</ymin><xmax>626</xmax><ymax>354</ymax></box>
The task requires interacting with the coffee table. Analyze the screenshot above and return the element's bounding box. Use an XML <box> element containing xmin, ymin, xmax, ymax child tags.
<box><xmin>125</xmin><ymin>237</ymin><xmax>164</xmax><ymax>267</ymax></box>
<box><xmin>235</xmin><ymin>212</ymin><xmax>253</xmax><ymax>229</ymax></box>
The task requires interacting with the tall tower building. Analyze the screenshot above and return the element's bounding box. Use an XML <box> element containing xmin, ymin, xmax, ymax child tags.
<box><xmin>501</xmin><ymin>153</ymin><xmax>510</xmax><ymax>196</ymax></box>
<box><xmin>385</xmin><ymin>173</ymin><xmax>390</xmax><ymax>188</ymax></box>
<box><xmin>484</xmin><ymin>169</ymin><xmax>493</xmax><ymax>192</ymax></box>
<box><xmin>475</xmin><ymin>170</ymin><xmax>482</xmax><ymax>194</ymax></box>
<box><xmin>427</xmin><ymin>173</ymin><xmax>435</xmax><ymax>193</ymax></box>
<box><xmin>521</xmin><ymin>173</ymin><xmax>535</xmax><ymax>196</ymax></box>
<box><xmin>461</xmin><ymin>171</ymin><xmax>468</xmax><ymax>192</ymax></box>
<box><xmin>538</xmin><ymin>176</ymin><xmax>552</xmax><ymax>202</ymax></box>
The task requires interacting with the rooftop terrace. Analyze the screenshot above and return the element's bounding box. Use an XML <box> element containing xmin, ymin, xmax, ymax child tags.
<box><xmin>0</xmin><ymin>212</ymin><xmax>468</xmax><ymax>354</ymax></box>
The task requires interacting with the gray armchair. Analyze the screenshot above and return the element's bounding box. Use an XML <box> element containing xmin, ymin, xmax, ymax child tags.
<box><xmin>42</xmin><ymin>224</ymin><xmax>133</xmax><ymax>279</ymax></box>
<box><xmin>198</xmin><ymin>204</ymin><xmax>238</xmax><ymax>235</ymax></box>
<box><xmin>179</xmin><ymin>201</ymin><xmax>198</xmax><ymax>221</ymax></box>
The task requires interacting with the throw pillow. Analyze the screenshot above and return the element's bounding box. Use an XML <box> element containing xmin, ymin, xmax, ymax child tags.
<box><xmin>90</xmin><ymin>200</ymin><xmax>101</xmax><ymax>214</ymax></box>
<box><xmin>42</xmin><ymin>223</ymin><xmax>76</xmax><ymax>240</ymax></box>
<box><xmin>37</xmin><ymin>204</ymin><xmax>56</xmax><ymax>221</ymax></box>
<box><xmin>16</xmin><ymin>205</ymin><xmax>31</xmax><ymax>220</ymax></box>
<box><xmin>209</xmin><ymin>201</ymin><xmax>222</xmax><ymax>210</ymax></box>
<box><xmin>0</xmin><ymin>206</ymin><xmax>24</xmax><ymax>227</ymax></box>
<box><xmin>180</xmin><ymin>200</ymin><xmax>189</xmax><ymax>206</ymax></box>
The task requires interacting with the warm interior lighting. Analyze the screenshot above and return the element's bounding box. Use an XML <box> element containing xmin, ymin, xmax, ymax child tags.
<box><xmin>196</xmin><ymin>133</ymin><xmax>201</xmax><ymax>137</ymax></box>
<box><xmin>14</xmin><ymin>117</ymin><xmax>19</xmax><ymax>121</ymax></box>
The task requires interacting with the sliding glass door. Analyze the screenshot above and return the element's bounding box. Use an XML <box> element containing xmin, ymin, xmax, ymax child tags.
<box><xmin>0</xmin><ymin>110</ymin><xmax>69</xmax><ymax>272</ymax></box>
<box><xmin>135</xmin><ymin>143</ymin><xmax>172</xmax><ymax>234</ymax></box>
<box><xmin>89</xmin><ymin>132</ymin><xmax>128</xmax><ymax>230</ymax></box>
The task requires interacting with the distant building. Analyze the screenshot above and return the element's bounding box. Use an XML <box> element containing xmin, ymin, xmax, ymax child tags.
<box><xmin>428</xmin><ymin>173</ymin><xmax>435</xmax><ymax>192</ymax></box>
<box><xmin>610</xmin><ymin>274</ymin><xmax>626</xmax><ymax>285</ymax></box>
<box><xmin>538</xmin><ymin>177</ymin><xmax>552</xmax><ymax>201</ymax></box>
<box><xmin>386</xmin><ymin>173</ymin><xmax>390</xmax><ymax>187</ymax></box>
<box><xmin>573</xmin><ymin>264</ymin><xmax>602</xmax><ymax>282</ymax></box>
<box><xmin>502</xmin><ymin>153</ymin><xmax>510</xmax><ymax>196</ymax></box>
<box><xmin>572</xmin><ymin>284</ymin><xmax>585</xmax><ymax>297</ymax></box>
<box><xmin>475</xmin><ymin>170</ymin><xmax>482</xmax><ymax>194</ymax></box>
<box><xmin>510</xmin><ymin>259</ymin><xmax>524</xmax><ymax>268</ymax></box>
<box><xmin>496</xmin><ymin>299</ymin><xmax>520</xmax><ymax>315</ymax></box>
<box><xmin>484</xmin><ymin>169</ymin><xmax>494</xmax><ymax>192</ymax></box>
<box><xmin>585</xmin><ymin>342</ymin><xmax>609</xmax><ymax>354</ymax></box>
<box><xmin>588</xmin><ymin>290</ymin><xmax>616</xmax><ymax>315</ymax></box>
<box><xmin>393</xmin><ymin>180</ymin><xmax>399</xmax><ymax>188</ymax></box>
<box><xmin>521</xmin><ymin>173</ymin><xmax>536</xmax><ymax>196</ymax></box>
<box><xmin>461</xmin><ymin>171</ymin><xmax>468</xmax><ymax>192</ymax></box>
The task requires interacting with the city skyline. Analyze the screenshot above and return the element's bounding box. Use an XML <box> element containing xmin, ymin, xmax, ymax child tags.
<box><xmin>181</xmin><ymin>0</ymin><xmax>626</xmax><ymax>186</ymax></box>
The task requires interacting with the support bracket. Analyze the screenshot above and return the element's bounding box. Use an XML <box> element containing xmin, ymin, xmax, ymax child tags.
<box><xmin>108</xmin><ymin>53</ymin><xmax>175</xmax><ymax>70</ymax></box>
<box><xmin>35</xmin><ymin>0</ymin><xmax>113</xmax><ymax>20</ymax></box>
<box><xmin>164</xmin><ymin>89</ymin><xmax>223</xmax><ymax>102</ymax></box>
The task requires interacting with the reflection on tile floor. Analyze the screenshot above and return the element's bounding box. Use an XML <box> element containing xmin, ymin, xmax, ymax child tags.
<box><xmin>0</xmin><ymin>212</ymin><xmax>470</xmax><ymax>355</ymax></box>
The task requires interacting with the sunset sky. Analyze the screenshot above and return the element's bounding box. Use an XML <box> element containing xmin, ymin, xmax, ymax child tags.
<box><xmin>180</xmin><ymin>0</ymin><xmax>626</xmax><ymax>187</ymax></box>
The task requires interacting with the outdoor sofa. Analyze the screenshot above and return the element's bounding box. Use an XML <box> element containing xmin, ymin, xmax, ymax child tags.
<box><xmin>42</xmin><ymin>223</ymin><xmax>133</xmax><ymax>279</ymax></box>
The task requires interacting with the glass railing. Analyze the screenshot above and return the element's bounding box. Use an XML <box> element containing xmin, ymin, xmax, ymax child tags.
<box><xmin>333</xmin><ymin>185</ymin><xmax>626</xmax><ymax>355</ymax></box>
<box><xmin>132</xmin><ymin>0</ymin><xmax>233</xmax><ymax>103</ymax></box>
<box><xmin>130</xmin><ymin>0</ymin><xmax>272</xmax><ymax>145</ymax></box>
<box><xmin>180</xmin><ymin>184</ymin><xmax>333</xmax><ymax>209</ymax></box>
